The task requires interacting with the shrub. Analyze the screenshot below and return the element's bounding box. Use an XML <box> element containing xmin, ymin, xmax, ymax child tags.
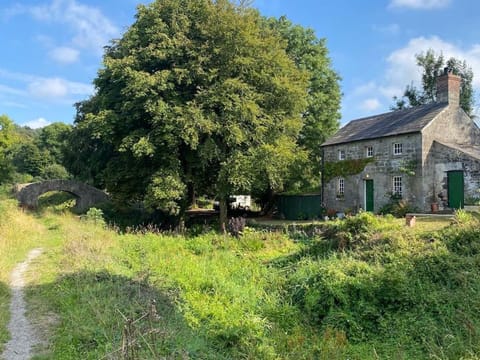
<box><xmin>84</xmin><ymin>207</ymin><xmax>106</xmax><ymax>226</ymax></box>
<box><xmin>452</xmin><ymin>209</ymin><xmax>475</xmax><ymax>225</ymax></box>
<box><xmin>322</xmin><ymin>212</ymin><xmax>399</xmax><ymax>251</ymax></box>
<box><xmin>379</xmin><ymin>195</ymin><xmax>417</xmax><ymax>218</ymax></box>
<box><xmin>41</xmin><ymin>163</ymin><xmax>70</xmax><ymax>180</ymax></box>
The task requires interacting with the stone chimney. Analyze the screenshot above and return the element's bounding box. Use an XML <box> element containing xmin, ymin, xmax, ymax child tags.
<box><xmin>436</xmin><ymin>67</ymin><xmax>461</xmax><ymax>106</ymax></box>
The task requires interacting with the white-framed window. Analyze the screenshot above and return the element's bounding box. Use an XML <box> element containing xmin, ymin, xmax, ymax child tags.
<box><xmin>338</xmin><ymin>149</ymin><xmax>345</xmax><ymax>160</ymax></box>
<box><xmin>366</xmin><ymin>146</ymin><xmax>373</xmax><ymax>158</ymax></box>
<box><xmin>337</xmin><ymin>178</ymin><xmax>345</xmax><ymax>197</ymax></box>
<box><xmin>393</xmin><ymin>143</ymin><xmax>403</xmax><ymax>155</ymax></box>
<box><xmin>393</xmin><ymin>176</ymin><xmax>403</xmax><ymax>196</ymax></box>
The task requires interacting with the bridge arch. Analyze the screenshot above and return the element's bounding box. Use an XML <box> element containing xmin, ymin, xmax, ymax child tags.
<box><xmin>15</xmin><ymin>180</ymin><xmax>109</xmax><ymax>212</ymax></box>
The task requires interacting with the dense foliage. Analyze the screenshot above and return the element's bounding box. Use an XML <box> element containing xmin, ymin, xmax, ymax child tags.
<box><xmin>66</xmin><ymin>0</ymin><xmax>341</xmax><ymax>225</ymax></box>
<box><xmin>392</xmin><ymin>49</ymin><xmax>475</xmax><ymax>116</ymax></box>
<box><xmin>0</xmin><ymin>115</ymin><xmax>72</xmax><ymax>184</ymax></box>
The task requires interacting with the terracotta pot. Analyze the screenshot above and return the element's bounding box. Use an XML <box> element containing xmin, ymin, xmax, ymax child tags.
<box><xmin>431</xmin><ymin>202</ymin><xmax>439</xmax><ymax>213</ymax></box>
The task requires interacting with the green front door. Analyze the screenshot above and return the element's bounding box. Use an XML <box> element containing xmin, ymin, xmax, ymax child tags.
<box><xmin>365</xmin><ymin>179</ymin><xmax>374</xmax><ymax>212</ymax></box>
<box><xmin>448</xmin><ymin>171</ymin><xmax>464</xmax><ymax>209</ymax></box>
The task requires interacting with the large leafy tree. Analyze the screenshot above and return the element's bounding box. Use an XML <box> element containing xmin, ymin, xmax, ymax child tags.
<box><xmin>68</xmin><ymin>0</ymin><xmax>310</xmax><ymax>225</ymax></box>
<box><xmin>8</xmin><ymin>122</ymin><xmax>72</xmax><ymax>181</ymax></box>
<box><xmin>37</xmin><ymin>122</ymin><xmax>72</xmax><ymax>164</ymax></box>
<box><xmin>0</xmin><ymin>115</ymin><xmax>19</xmax><ymax>183</ymax></box>
<box><xmin>12</xmin><ymin>142</ymin><xmax>51</xmax><ymax>178</ymax></box>
<box><xmin>392</xmin><ymin>49</ymin><xmax>475</xmax><ymax>116</ymax></box>
<box><xmin>267</xmin><ymin>16</ymin><xmax>341</xmax><ymax>191</ymax></box>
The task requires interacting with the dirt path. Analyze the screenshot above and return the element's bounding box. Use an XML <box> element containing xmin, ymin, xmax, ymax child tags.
<box><xmin>1</xmin><ymin>249</ymin><xmax>43</xmax><ymax>360</ymax></box>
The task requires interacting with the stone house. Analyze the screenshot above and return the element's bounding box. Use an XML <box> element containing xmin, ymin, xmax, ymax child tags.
<box><xmin>321</xmin><ymin>69</ymin><xmax>480</xmax><ymax>213</ymax></box>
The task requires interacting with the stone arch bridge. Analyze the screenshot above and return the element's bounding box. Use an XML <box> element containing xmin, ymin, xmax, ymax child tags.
<box><xmin>15</xmin><ymin>180</ymin><xmax>109</xmax><ymax>212</ymax></box>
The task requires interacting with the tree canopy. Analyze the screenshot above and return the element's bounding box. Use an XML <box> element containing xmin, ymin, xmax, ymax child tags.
<box><xmin>267</xmin><ymin>16</ymin><xmax>341</xmax><ymax>192</ymax></box>
<box><xmin>0</xmin><ymin>115</ymin><xmax>20</xmax><ymax>182</ymax></box>
<box><xmin>67</xmin><ymin>0</ymin><xmax>340</xmax><ymax>224</ymax></box>
<box><xmin>392</xmin><ymin>49</ymin><xmax>475</xmax><ymax>116</ymax></box>
<box><xmin>0</xmin><ymin>121</ymin><xmax>73</xmax><ymax>183</ymax></box>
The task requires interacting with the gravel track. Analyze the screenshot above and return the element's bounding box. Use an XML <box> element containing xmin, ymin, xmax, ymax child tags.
<box><xmin>1</xmin><ymin>249</ymin><xmax>43</xmax><ymax>360</ymax></box>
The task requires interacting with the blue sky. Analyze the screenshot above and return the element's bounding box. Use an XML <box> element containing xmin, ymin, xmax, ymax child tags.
<box><xmin>1</xmin><ymin>0</ymin><xmax>479</xmax><ymax>128</ymax></box>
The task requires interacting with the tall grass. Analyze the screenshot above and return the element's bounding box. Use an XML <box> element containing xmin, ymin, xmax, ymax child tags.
<box><xmin>2</xmin><ymin>198</ymin><xmax>480</xmax><ymax>359</ymax></box>
<box><xmin>26</xmin><ymin>213</ymin><xmax>314</xmax><ymax>358</ymax></box>
<box><xmin>0</xmin><ymin>199</ymin><xmax>49</xmax><ymax>352</ymax></box>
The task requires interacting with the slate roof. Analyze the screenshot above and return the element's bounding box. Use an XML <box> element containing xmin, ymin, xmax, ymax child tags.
<box><xmin>322</xmin><ymin>102</ymin><xmax>448</xmax><ymax>146</ymax></box>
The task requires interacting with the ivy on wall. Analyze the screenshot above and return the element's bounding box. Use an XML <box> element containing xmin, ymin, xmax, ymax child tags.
<box><xmin>398</xmin><ymin>159</ymin><xmax>417</xmax><ymax>176</ymax></box>
<box><xmin>323</xmin><ymin>158</ymin><xmax>375</xmax><ymax>182</ymax></box>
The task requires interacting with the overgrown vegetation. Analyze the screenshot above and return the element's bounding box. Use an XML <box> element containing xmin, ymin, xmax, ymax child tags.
<box><xmin>0</xmin><ymin>195</ymin><xmax>477</xmax><ymax>358</ymax></box>
<box><xmin>379</xmin><ymin>193</ymin><xmax>419</xmax><ymax>217</ymax></box>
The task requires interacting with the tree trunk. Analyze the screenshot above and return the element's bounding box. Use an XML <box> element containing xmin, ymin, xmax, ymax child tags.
<box><xmin>187</xmin><ymin>182</ymin><xmax>196</xmax><ymax>208</ymax></box>
<box><xmin>219</xmin><ymin>197</ymin><xmax>228</xmax><ymax>233</ymax></box>
<box><xmin>261</xmin><ymin>187</ymin><xmax>276</xmax><ymax>215</ymax></box>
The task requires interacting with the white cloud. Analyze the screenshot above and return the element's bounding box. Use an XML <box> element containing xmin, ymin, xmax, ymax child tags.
<box><xmin>385</xmin><ymin>36</ymin><xmax>480</xmax><ymax>88</ymax></box>
<box><xmin>0</xmin><ymin>68</ymin><xmax>93</xmax><ymax>101</ymax></box>
<box><xmin>28</xmin><ymin>78</ymin><xmax>68</xmax><ymax>98</ymax></box>
<box><xmin>347</xmin><ymin>36</ymin><xmax>480</xmax><ymax>119</ymax></box>
<box><xmin>49</xmin><ymin>47</ymin><xmax>80</xmax><ymax>64</ymax></box>
<box><xmin>390</xmin><ymin>0</ymin><xmax>450</xmax><ymax>9</ymax></box>
<box><xmin>5</xmin><ymin>0</ymin><xmax>118</xmax><ymax>54</ymax></box>
<box><xmin>27</xmin><ymin>77</ymin><xmax>92</xmax><ymax>99</ymax></box>
<box><xmin>23</xmin><ymin>117</ymin><xmax>51</xmax><ymax>129</ymax></box>
<box><xmin>360</xmin><ymin>98</ymin><xmax>382</xmax><ymax>111</ymax></box>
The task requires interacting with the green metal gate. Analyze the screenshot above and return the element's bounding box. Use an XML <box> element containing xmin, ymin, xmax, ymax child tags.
<box><xmin>447</xmin><ymin>171</ymin><xmax>464</xmax><ymax>209</ymax></box>
<box><xmin>276</xmin><ymin>194</ymin><xmax>323</xmax><ymax>220</ymax></box>
<box><xmin>365</xmin><ymin>180</ymin><xmax>374</xmax><ymax>212</ymax></box>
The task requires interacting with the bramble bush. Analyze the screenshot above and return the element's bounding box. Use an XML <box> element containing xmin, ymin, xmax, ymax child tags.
<box><xmin>280</xmin><ymin>211</ymin><xmax>480</xmax><ymax>358</ymax></box>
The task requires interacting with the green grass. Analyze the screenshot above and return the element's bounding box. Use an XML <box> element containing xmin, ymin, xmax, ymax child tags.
<box><xmin>0</xmin><ymin>198</ymin><xmax>66</xmax><ymax>353</ymax></box>
<box><xmin>2</xmin><ymin>196</ymin><xmax>480</xmax><ymax>359</ymax></box>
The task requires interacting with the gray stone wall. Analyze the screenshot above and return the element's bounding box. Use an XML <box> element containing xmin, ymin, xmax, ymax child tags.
<box><xmin>421</xmin><ymin>107</ymin><xmax>480</xmax><ymax>164</ymax></box>
<box><xmin>323</xmin><ymin>133</ymin><xmax>422</xmax><ymax>213</ymax></box>
<box><xmin>426</xmin><ymin>142</ymin><xmax>480</xmax><ymax>208</ymax></box>
<box><xmin>421</xmin><ymin>106</ymin><xmax>480</xmax><ymax>208</ymax></box>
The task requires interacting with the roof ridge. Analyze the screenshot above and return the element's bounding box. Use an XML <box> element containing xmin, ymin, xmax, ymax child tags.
<box><xmin>322</xmin><ymin>102</ymin><xmax>449</xmax><ymax>147</ymax></box>
<box><xmin>346</xmin><ymin>102</ymin><xmax>447</xmax><ymax>124</ymax></box>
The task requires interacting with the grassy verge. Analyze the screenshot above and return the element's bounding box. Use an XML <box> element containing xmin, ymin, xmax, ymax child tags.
<box><xmin>0</xmin><ymin>199</ymin><xmax>52</xmax><ymax>353</ymax></box>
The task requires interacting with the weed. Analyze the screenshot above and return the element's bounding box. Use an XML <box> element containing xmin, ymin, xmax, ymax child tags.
<box><xmin>227</xmin><ymin>217</ymin><xmax>246</xmax><ymax>237</ymax></box>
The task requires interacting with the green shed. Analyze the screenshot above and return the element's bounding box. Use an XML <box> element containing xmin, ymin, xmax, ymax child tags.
<box><xmin>276</xmin><ymin>194</ymin><xmax>323</xmax><ymax>220</ymax></box>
